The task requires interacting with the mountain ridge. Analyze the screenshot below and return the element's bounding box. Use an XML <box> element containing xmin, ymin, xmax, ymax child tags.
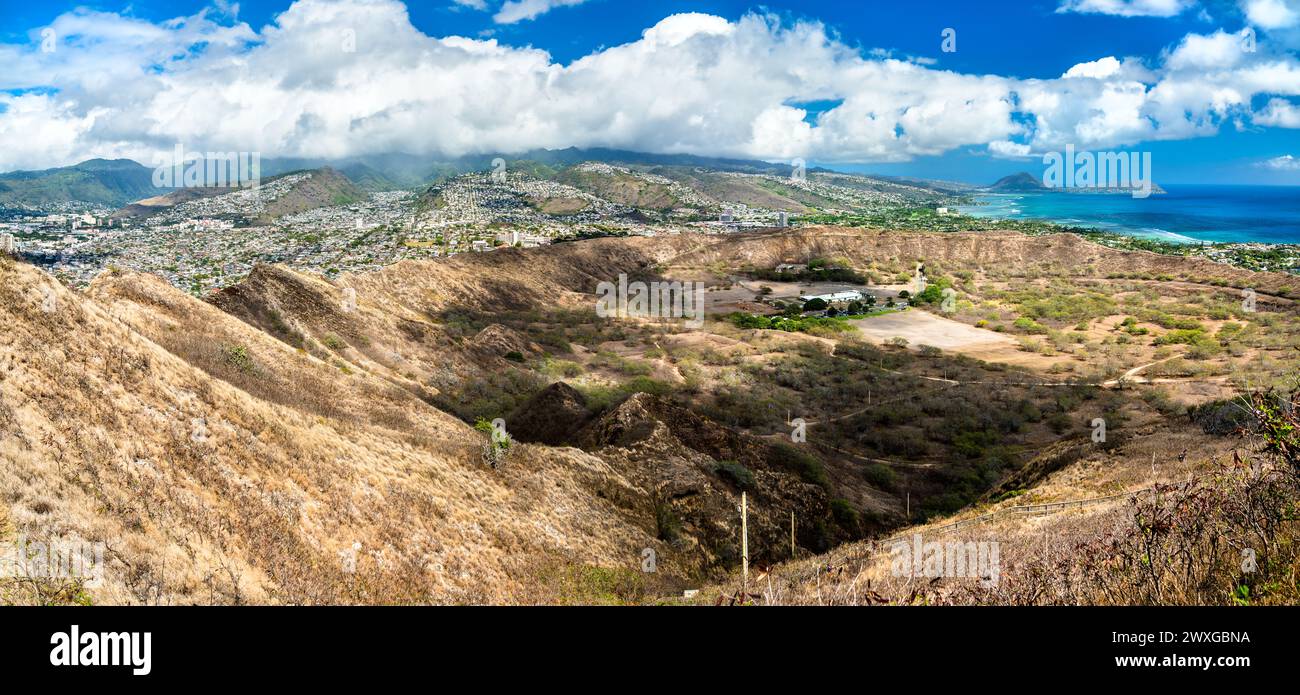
<box><xmin>3</xmin><ymin>149</ymin><xmax>963</xmax><ymax>208</ymax></box>
<box><xmin>0</xmin><ymin>159</ymin><xmax>159</xmax><ymax>208</ymax></box>
<box><xmin>986</xmin><ymin>170</ymin><xmax>1168</xmax><ymax>194</ymax></box>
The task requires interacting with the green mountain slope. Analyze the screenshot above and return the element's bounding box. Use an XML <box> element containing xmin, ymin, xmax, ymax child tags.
<box><xmin>0</xmin><ymin>159</ymin><xmax>160</xmax><ymax>207</ymax></box>
<box><xmin>553</xmin><ymin>167</ymin><xmax>681</xmax><ymax>211</ymax></box>
<box><xmin>258</xmin><ymin>167</ymin><xmax>364</xmax><ymax>221</ymax></box>
<box><xmin>986</xmin><ymin>172</ymin><xmax>1046</xmax><ymax>192</ymax></box>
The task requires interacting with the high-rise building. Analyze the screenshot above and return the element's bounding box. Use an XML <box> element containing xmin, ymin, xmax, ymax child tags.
<box><xmin>0</xmin><ymin>233</ymin><xmax>15</xmax><ymax>255</ymax></box>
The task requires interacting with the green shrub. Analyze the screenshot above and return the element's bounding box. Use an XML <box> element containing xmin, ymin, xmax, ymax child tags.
<box><xmin>221</xmin><ymin>344</ymin><xmax>255</xmax><ymax>374</ymax></box>
<box><xmin>622</xmin><ymin>376</ymin><xmax>670</xmax><ymax>397</ymax></box>
<box><xmin>539</xmin><ymin>358</ymin><xmax>584</xmax><ymax>378</ymax></box>
<box><xmin>1013</xmin><ymin>317</ymin><xmax>1048</xmax><ymax>334</ymax></box>
<box><xmin>653</xmin><ymin>500</ymin><xmax>681</xmax><ymax>542</ymax></box>
<box><xmin>536</xmin><ymin>330</ymin><xmax>573</xmax><ymax>353</ymax></box>
<box><xmin>953</xmin><ymin>429</ymin><xmax>998</xmax><ymax>458</ymax></box>
<box><xmin>1046</xmin><ymin>412</ymin><xmax>1072</xmax><ymax>434</ymax></box>
<box><xmin>862</xmin><ymin>463</ymin><xmax>897</xmax><ymax>490</ymax></box>
<box><xmin>727</xmin><ymin>312</ymin><xmax>854</xmax><ymax>335</ymax></box>
<box><xmin>1154</xmin><ymin>328</ymin><xmax>1206</xmax><ymax>346</ymax></box>
<box><xmin>714</xmin><ymin>460</ymin><xmax>756</xmax><ymax>490</ymax></box>
<box><xmin>912</xmin><ymin>276</ymin><xmax>953</xmax><ymax>305</ymax></box>
<box><xmin>768</xmin><ymin>443</ymin><xmax>830</xmax><ymax>490</ymax></box>
<box><xmin>830</xmin><ymin>498</ymin><xmax>861</xmax><ymax>531</ymax></box>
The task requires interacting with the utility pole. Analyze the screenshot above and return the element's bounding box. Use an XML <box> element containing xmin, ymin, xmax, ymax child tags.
<box><xmin>741</xmin><ymin>492</ymin><xmax>749</xmax><ymax>601</ymax></box>
<box><xmin>906</xmin><ymin>491</ymin><xmax>911</xmax><ymax>521</ymax></box>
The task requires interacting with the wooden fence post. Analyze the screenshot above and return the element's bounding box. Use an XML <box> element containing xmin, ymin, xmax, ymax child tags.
<box><xmin>741</xmin><ymin>492</ymin><xmax>749</xmax><ymax>601</ymax></box>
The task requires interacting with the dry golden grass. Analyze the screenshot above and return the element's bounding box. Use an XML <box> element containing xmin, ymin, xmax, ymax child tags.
<box><xmin>689</xmin><ymin>423</ymin><xmax>1300</xmax><ymax>606</ymax></box>
<box><xmin>0</xmin><ymin>259</ymin><xmax>661</xmax><ymax>604</ymax></box>
<box><xmin>3</xmin><ymin>227</ymin><xmax>1295</xmax><ymax>606</ymax></box>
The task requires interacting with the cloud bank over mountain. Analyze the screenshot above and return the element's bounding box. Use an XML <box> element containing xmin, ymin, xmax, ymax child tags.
<box><xmin>0</xmin><ymin>0</ymin><xmax>1298</xmax><ymax>172</ymax></box>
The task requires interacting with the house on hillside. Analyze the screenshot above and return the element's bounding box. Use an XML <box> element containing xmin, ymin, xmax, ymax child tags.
<box><xmin>798</xmin><ymin>290</ymin><xmax>863</xmax><ymax>304</ymax></box>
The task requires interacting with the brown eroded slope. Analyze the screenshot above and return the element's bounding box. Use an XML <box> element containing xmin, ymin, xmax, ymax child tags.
<box><xmin>3</xmin><ymin>227</ymin><xmax>1294</xmax><ymax>605</ymax></box>
<box><xmin>1</xmin><ymin>236</ymin><xmax>858</xmax><ymax>604</ymax></box>
<box><xmin>0</xmin><ymin>255</ymin><xmax>666</xmax><ymax>604</ymax></box>
<box><xmin>660</xmin><ymin>226</ymin><xmax>1297</xmax><ymax>296</ymax></box>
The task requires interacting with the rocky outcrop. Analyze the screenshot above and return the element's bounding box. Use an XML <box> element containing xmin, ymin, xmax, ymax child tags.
<box><xmin>575</xmin><ymin>394</ymin><xmax>849</xmax><ymax>570</ymax></box>
<box><xmin>505</xmin><ymin>382</ymin><xmax>592</xmax><ymax>446</ymax></box>
<box><xmin>470</xmin><ymin>324</ymin><xmax>542</xmax><ymax>362</ymax></box>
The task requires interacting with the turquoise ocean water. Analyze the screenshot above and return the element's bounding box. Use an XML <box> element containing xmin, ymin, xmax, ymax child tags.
<box><xmin>956</xmin><ymin>185</ymin><xmax>1300</xmax><ymax>245</ymax></box>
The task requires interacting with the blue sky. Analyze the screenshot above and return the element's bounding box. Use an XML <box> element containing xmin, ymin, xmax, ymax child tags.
<box><xmin>1</xmin><ymin>0</ymin><xmax>1298</xmax><ymax>184</ymax></box>
<box><xmin>0</xmin><ymin>0</ymin><xmax>1236</xmax><ymax>72</ymax></box>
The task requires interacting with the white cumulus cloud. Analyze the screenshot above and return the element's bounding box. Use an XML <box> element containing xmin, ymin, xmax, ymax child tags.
<box><xmin>1241</xmin><ymin>0</ymin><xmax>1300</xmax><ymax>29</ymax></box>
<box><xmin>988</xmin><ymin>140</ymin><xmax>1034</xmax><ymax>158</ymax></box>
<box><xmin>1255</xmin><ymin>97</ymin><xmax>1300</xmax><ymax>125</ymax></box>
<box><xmin>1</xmin><ymin>0</ymin><xmax>1299</xmax><ymax>173</ymax></box>
<box><xmin>1165</xmin><ymin>30</ymin><xmax>1253</xmax><ymax>69</ymax></box>
<box><xmin>493</xmin><ymin>0</ymin><xmax>590</xmax><ymax>24</ymax></box>
<box><xmin>1064</xmin><ymin>56</ymin><xmax>1125</xmax><ymax>79</ymax></box>
<box><xmin>1260</xmin><ymin>153</ymin><xmax>1300</xmax><ymax>168</ymax></box>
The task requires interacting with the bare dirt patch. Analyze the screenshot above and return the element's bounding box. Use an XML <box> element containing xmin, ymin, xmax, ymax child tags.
<box><xmin>849</xmin><ymin>309</ymin><xmax>1018</xmax><ymax>353</ymax></box>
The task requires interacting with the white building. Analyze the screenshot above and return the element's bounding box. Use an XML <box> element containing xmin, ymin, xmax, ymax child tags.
<box><xmin>799</xmin><ymin>290</ymin><xmax>864</xmax><ymax>304</ymax></box>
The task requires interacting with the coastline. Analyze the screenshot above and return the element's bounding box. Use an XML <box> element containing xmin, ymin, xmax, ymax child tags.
<box><xmin>955</xmin><ymin>193</ymin><xmax>1204</xmax><ymax>245</ymax></box>
<box><xmin>955</xmin><ymin>185</ymin><xmax>1300</xmax><ymax>247</ymax></box>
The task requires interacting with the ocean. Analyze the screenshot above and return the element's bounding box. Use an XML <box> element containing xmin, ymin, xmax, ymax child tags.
<box><xmin>955</xmin><ymin>185</ymin><xmax>1300</xmax><ymax>246</ymax></box>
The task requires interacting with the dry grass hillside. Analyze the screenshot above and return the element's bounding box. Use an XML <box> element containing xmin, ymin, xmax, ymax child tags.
<box><xmin>689</xmin><ymin>407</ymin><xmax>1300</xmax><ymax>606</ymax></box>
<box><xmin>0</xmin><ymin>233</ymin><xmax>863</xmax><ymax>604</ymax></box>
<box><xmin>0</xmin><ymin>254</ymin><xmax>667</xmax><ymax>604</ymax></box>
<box><xmin>662</xmin><ymin>226</ymin><xmax>1298</xmax><ymax>297</ymax></box>
<box><xmin>2</xmin><ymin>226</ymin><xmax>1296</xmax><ymax>605</ymax></box>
